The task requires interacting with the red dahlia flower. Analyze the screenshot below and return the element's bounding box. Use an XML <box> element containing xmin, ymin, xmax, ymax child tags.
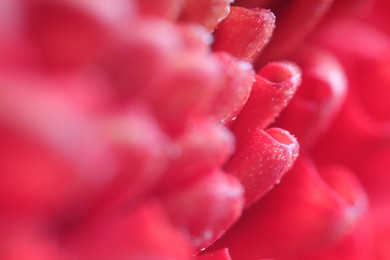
<box><xmin>0</xmin><ymin>0</ymin><xmax>389</xmax><ymax>259</ymax></box>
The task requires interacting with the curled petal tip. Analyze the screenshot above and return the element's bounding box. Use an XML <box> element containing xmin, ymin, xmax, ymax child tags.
<box><xmin>230</xmin><ymin>61</ymin><xmax>301</xmax><ymax>135</ymax></box>
<box><xmin>274</xmin><ymin>47</ymin><xmax>347</xmax><ymax>147</ymax></box>
<box><xmin>212</xmin><ymin>7</ymin><xmax>275</xmax><ymax>62</ymax></box>
<box><xmin>225</xmin><ymin>127</ymin><xmax>299</xmax><ymax>208</ymax></box>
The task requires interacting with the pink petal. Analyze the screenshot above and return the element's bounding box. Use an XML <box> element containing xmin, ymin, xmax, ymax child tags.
<box><xmin>212</xmin><ymin>156</ymin><xmax>368</xmax><ymax>259</ymax></box>
<box><xmin>67</xmin><ymin>201</ymin><xmax>192</xmax><ymax>260</ymax></box>
<box><xmin>161</xmin><ymin>172</ymin><xmax>244</xmax><ymax>251</ymax></box>
<box><xmin>230</xmin><ymin>61</ymin><xmax>301</xmax><ymax>134</ymax></box>
<box><xmin>224</xmin><ymin>127</ymin><xmax>299</xmax><ymax>207</ymax></box>
<box><xmin>273</xmin><ymin>46</ymin><xmax>347</xmax><ymax>147</ymax></box>
<box><xmin>212</xmin><ymin>7</ymin><xmax>275</xmax><ymax>62</ymax></box>
<box><xmin>157</xmin><ymin>120</ymin><xmax>234</xmax><ymax>191</ymax></box>
<box><xmin>209</xmin><ymin>52</ymin><xmax>255</xmax><ymax>126</ymax></box>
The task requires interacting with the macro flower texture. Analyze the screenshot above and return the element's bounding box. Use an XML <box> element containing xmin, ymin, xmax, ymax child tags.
<box><xmin>1</xmin><ymin>0</ymin><xmax>390</xmax><ymax>259</ymax></box>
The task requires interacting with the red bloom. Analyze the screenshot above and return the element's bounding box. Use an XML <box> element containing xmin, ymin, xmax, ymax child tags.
<box><xmin>1</xmin><ymin>0</ymin><xmax>389</xmax><ymax>259</ymax></box>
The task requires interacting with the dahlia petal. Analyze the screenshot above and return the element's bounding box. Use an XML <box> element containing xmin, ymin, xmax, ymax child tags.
<box><xmin>311</xmin><ymin>18</ymin><xmax>390</xmax><ymax>165</ymax></box>
<box><xmin>89</xmin><ymin>105</ymin><xmax>169</xmax><ymax>215</ymax></box>
<box><xmin>273</xmin><ymin>47</ymin><xmax>347</xmax><ymax>147</ymax></box>
<box><xmin>310</xmin><ymin>18</ymin><xmax>390</xmax><ymax>260</ymax></box>
<box><xmin>23</xmin><ymin>0</ymin><xmax>134</xmax><ymax>68</ymax></box>
<box><xmin>252</xmin><ymin>0</ymin><xmax>334</xmax><ymax>65</ymax></box>
<box><xmin>314</xmin><ymin>18</ymin><xmax>390</xmax><ymax>60</ymax></box>
<box><xmin>315</xmin><ymin>19</ymin><xmax>390</xmax><ymax>123</ymax></box>
<box><xmin>161</xmin><ymin>172</ymin><xmax>244</xmax><ymax>251</ymax></box>
<box><xmin>67</xmin><ymin>201</ymin><xmax>192</xmax><ymax>260</ymax></box>
<box><xmin>313</xmin><ymin>19</ymin><xmax>390</xmax><ymax>125</ymax></box>
<box><xmin>157</xmin><ymin>120</ymin><xmax>234</xmax><ymax>191</ymax></box>
<box><xmin>209</xmin><ymin>52</ymin><xmax>255</xmax><ymax>126</ymax></box>
<box><xmin>213</xmin><ymin>156</ymin><xmax>368</xmax><ymax>259</ymax></box>
<box><xmin>224</xmin><ymin>127</ymin><xmax>299</xmax><ymax>207</ymax></box>
<box><xmin>2</xmin><ymin>0</ymin><xmax>388</xmax><ymax>259</ymax></box>
<box><xmin>311</xmin><ymin>18</ymin><xmax>390</xmax><ymax>146</ymax></box>
<box><xmin>230</xmin><ymin>61</ymin><xmax>301</xmax><ymax>135</ymax></box>
<box><xmin>212</xmin><ymin>7</ymin><xmax>275</xmax><ymax>62</ymax></box>
<box><xmin>313</xmin><ymin>93</ymin><xmax>389</xmax><ymax>168</ymax></box>
<box><xmin>295</xmin><ymin>210</ymin><xmax>375</xmax><ymax>260</ymax></box>
<box><xmin>101</xmin><ymin>18</ymin><xmax>184</xmax><ymax>102</ymax></box>
<box><xmin>148</xmin><ymin>52</ymin><xmax>223</xmax><ymax>135</ymax></box>
<box><xmin>0</xmin><ymin>76</ymin><xmax>118</xmax><ymax>214</ymax></box>
<box><xmin>179</xmin><ymin>0</ymin><xmax>231</xmax><ymax>32</ymax></box>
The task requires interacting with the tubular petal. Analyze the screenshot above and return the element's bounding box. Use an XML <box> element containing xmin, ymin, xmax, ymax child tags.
<box><xmin>212</xmin><ymin>7</ymin><xmax>275</xmax><ymax>62</ymax></box>
<box><xmin>273</xmin><ymin>47</ymin><xmax>347</xmax><ymax>147</ymax></box>
<box><xmin>224</xmin><ymin>127</ymin><xmax>299</xmax><ymax>207</ymax></box>
<box><xmin>230</xmin><ymin>61</ymin><xmax>301</xmax><ymax>137</ymax></box>
<box><xmin>84</xmin><ymin>105</ymin><xmax>169</xmax><ymax>217</ymax></box>
<box><xmin>101</xmin><ymin>18</ymin><xmax>185</xmax><ymax>103</ymax></box>
<box><xmin>157</xmin><ymin>120</ymin><xmax>235</xmax><ymax>191</ymax></box>
<box><xmin>1</xmin><ymin>0</ymin><xmax>388</xmax><ymax>259</ymax></box>
<box><xmin>147</xmin><ymin>52</ymin><xmax>223</xmax><ymax>136</ymax></box>
<box><xmin>209</xmin><ymin>52</ymin><xmax>255</xmax><ymax>126</ymax></box>
<box><xmin>212</xmin><ymin>155</ymin><xmax>368</xmax><ymax>259</ymax></box>
<box><xmin>160</xmin><ymin>172</ymin><xmax>244</xmax><ymax>251</ymax></box>
<box><xmin>311</xmin><ymin>18</ymin><xmax>390</xmax><ymax>168</ymax></box>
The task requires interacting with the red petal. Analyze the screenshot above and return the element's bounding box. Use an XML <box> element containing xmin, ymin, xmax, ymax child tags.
<box><xmin>230</xmin><ymin>61</ymin><xmax>301</xmax><ymax>135</ymax></box>
<box><xmin>273</xmin><ymin>47</ymin><xmax>347</xmax><ymax>147</ymax></box>
<box><xmin>0</xmin><ymin>75</ymin><xmax>118</xmax><ymax>215</ymax></box>
<box><xmin>213</xmin><ymin>156</ymin><xmax>368</xmax><ymax>259</ymax></box>
<box><xmin>161</xmin><ymin>172</ymin><xmax>244</xmax><ymax>251</ymax></box>
<box><xmin>209</xmin><ymin>52</ymin><xmax>255</xmax><ymax>126</ymax></box>
<box><xmin>149</xmin><ymin>53</ymin><xmax>223</xmax><ymax>136</ymax></box>
<box><xmin>212</xmin><ymin>7</ymin><xmax>275</xmax><ymax>62</ymax></box>
<box><xmin>67</xmin><ymin>202</ymin><xmax>192</xmax><ymax>260</ymax></box>
<box><xmin>224</xmin><ymin>127</ymin><xmax>299</xmax><ymax>207</ymax></box>
<box><xmin>252</xmin><ymin>0</ymin><xmax>334</xmax><ymax>65</ymax></box>
<box><xmin>24</xmin><ymin>0</ymin><xmax>134</xmax><ymax>68</ymax></box>
<box><xmin>157</xmin><ymin>120</ymin><xmax>234</xmax><ymax>191</ymax></box>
